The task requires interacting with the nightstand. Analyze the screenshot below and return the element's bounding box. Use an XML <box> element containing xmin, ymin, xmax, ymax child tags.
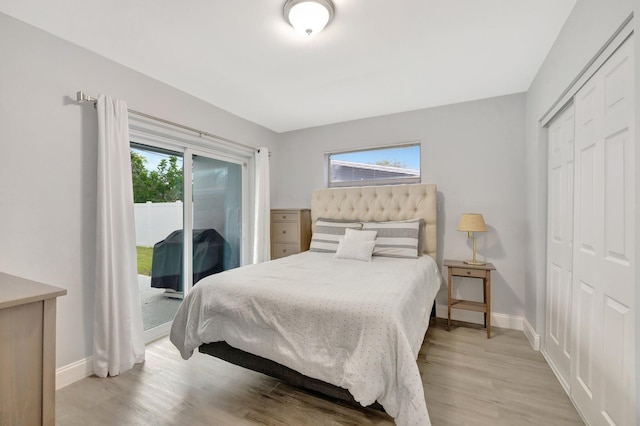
<box><xmin>444</xmin><ymin>259</ymin><xmax>496</xmax><ymax>338</ymax></box>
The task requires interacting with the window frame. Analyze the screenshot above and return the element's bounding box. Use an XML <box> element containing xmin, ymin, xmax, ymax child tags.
<box><xmin>325</xmin><ymin>142</ymin><xmax>421</xmax><ymax>188</ymax></box>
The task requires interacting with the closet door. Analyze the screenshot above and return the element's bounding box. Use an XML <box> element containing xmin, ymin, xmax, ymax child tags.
<box><xmin>572</xmin><ymin>36</ymin><xmax>635</xmax><ymax>426</ymax></box>
<box><xmin>545</xmin><ymin>103</ymin><xmax>575</xmax><ymax>391</ymax></box>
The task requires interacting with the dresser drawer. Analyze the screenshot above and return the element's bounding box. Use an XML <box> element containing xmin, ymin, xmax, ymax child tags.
<box><xmin>271</xmin><ymin>212</ymin><xmax>298</xmax><ymax>222</ymax></box>
<box><xmin>451</xmin><ymin>267</ymin><xmax>487</xmax><ymax>278</ymax></box>
<box><xmin>272</xmin><ymin>243</ymin><xmax>300</xmax><ymax>259</ymax></box>
<box><xmin>272</xmin><ymin>222</ymin><xmax>298</xmax><ymax>243</ymax></box>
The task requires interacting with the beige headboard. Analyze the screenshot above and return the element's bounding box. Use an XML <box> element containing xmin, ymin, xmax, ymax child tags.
<box><xmin>311</xmin><ymin>183</ymin><xmax>437</xmax><ymax>260</ymax></box>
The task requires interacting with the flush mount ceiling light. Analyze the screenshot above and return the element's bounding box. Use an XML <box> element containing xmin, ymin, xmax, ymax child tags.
<box><xmin>283</xmin><ymin>0</ymin><xmax>335</xmax><ymax>36</ymax></box>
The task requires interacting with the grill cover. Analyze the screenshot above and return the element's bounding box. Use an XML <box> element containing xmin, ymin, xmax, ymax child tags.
<box><xmin>150</xmin><ymin>229</ymin><xmax>231</xmax><ymax>291</ymax></box>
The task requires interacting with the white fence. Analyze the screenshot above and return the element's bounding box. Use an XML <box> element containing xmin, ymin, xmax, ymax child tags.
<box><xmin>134</xmin><ymin>201</ymin><xmax>182</xmax><ymax>247</ymax></box>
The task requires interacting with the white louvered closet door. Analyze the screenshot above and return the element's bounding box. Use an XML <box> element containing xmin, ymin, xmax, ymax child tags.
<box><xmin>545</xmin><ymin>103</ymin><xmax>575</xmax><ymax>391</ymax></box>
<box><xmin>572</xmin><ymin>36</ymin><xmax>635</xmax><ymax>426</ymax></box>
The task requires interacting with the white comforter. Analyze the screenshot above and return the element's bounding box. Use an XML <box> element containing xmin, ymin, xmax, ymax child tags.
<box><xmin>170</xmin><ymin>251</ymin><xmax>441</xmax><ymax>425</ymax></box>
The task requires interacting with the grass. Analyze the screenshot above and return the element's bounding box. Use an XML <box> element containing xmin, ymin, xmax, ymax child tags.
<box><xmin>136</xmin><ymin>246</ymin><xmax>153</xmax><ymax>276</ymax></box>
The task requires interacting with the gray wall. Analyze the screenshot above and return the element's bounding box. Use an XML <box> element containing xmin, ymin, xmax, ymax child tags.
<box><xmin>273</xmin><ymin>93</ymin><xmax>527</xmax><ymax>319</ymax></box>
<box><xmin>0</xmin><ymin>13</ymin><xmax>278</xmax><ymax>368</ymax></box>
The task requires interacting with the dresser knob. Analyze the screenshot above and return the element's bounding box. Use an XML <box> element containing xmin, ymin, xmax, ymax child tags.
<box><xmin>282</xmin><ymin>215</ymin><xmax>286</xmax><ymax>219</ymax></box>
<box><xmin>282</xmin><ymin>230</ymin><xmax>287</xmax><ymax>234</ymax></box>
<box><xmin>466</xmin><ymin>271</ymin><xmax>471</xmax><ymax>275</ymax></box>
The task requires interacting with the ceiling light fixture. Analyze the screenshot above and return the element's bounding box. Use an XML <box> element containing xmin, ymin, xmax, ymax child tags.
<box><xmin>283</xmin><ymin>0</ymin><xmax>335</xmax><ymax>36</ymax></box>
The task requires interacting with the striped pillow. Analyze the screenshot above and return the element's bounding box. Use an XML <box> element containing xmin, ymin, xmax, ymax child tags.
<box><xmin>362</xmin><ymin>219</ymin><xmax>421</xmax><ymax>258</ymax></box>
<box><xmin>310</xmin><ymin>218</ymin><xmax>363</xmax><ymax>253</ymax></box>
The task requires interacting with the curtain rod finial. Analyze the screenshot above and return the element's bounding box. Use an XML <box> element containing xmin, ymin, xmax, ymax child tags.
<box><xmin>77</xmin><ymin>90</ymin><xmax>97</xmax><ymax>105</ymax></box>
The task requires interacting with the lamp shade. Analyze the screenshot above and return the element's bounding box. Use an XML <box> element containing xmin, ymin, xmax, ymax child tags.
<box><xmin>457</xmin><ymin>213</ymin><xmax>487</xmax><ymax>232</ymax></box>
<box><xmin>284</xmin><ymin>0</ymin><xmax>335</xmax><ymax>36</ymax></box>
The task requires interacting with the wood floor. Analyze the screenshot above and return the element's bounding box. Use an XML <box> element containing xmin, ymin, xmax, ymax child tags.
<box><xmin>56</xmin><ymin>320</ymin><xmax>584</xmax><ymax>425</ymax></box>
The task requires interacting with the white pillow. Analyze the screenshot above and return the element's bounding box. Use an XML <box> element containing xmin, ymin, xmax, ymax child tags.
<box><xmin>344</xmin><ymin>228</ymin><xmax>377</xmax><ymax>241</ymax></box>
<box><xmin>334</xmin><ymin>238</ymin><xmax>376</xmax><ymax>262</ymax></box>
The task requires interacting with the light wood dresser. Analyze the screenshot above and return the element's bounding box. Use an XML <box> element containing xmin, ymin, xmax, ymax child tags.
<box><xmin>270</xmin><ymin>209</ymin><xmax>311</xmax><ymax>259</ymax></box>
<box><xmin>0</xmin><ymin>273</ymin><xmax>67</xmax><ymax>426</ymax></box>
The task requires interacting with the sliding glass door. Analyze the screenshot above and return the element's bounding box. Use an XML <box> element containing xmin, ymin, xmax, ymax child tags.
<box><xmin>191</xmin><ymin>154</ymin><xmax>243</xmax><ymax>281</ymax></box>
<box><xmin>130</xmin><ymin>142</ymin><xmax>247</xmax><ymax>341</ymax></box>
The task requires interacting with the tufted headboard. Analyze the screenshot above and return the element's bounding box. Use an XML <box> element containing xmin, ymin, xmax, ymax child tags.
<box><xmin>310</xmin><ymin>183</ymin><xmax>437</xmax><ymax>261</ymax></box>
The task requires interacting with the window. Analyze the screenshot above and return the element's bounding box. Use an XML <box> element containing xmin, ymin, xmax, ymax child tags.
<box><xmin>327</xmin><ymin>143</ymin><xmax>421</xmax><ymax>188</ymax></box>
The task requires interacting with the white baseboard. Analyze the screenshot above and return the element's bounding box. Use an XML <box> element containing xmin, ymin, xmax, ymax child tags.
<box><xmin>434</xmin><ymin>302</ymin><xmax>542</xmax><ymax>352</ymax></box>
<box><xmin>523</xmin><ymin>317</ymin><xmax>540</xmax><ymax>350</ymax></box>
<box><xmin>56</xmin><ymin>324</ymin><xmax>171</xmax><ymax>390</ymax></box>
<box><xmin>56</xmin><ymin>356</ymin><xmax>93</xmax><ymax>390</ymax></box>
<box><xmin>434</xmin><ymin>303</ymin><xmax>523</xmax><ymax>331</ymax></box>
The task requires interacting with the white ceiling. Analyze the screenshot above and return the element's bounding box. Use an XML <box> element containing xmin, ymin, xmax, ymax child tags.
<box><xmin>1</xmin><ymin>0</ymin><xmax>576</xmax><ymax>133</ymax></box>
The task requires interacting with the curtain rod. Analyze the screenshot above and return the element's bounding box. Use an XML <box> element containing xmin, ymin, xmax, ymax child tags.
<box><xmin>76</xmin><ymin>91</ymin><xmax>259</xmax><ymax>153</ymax></box>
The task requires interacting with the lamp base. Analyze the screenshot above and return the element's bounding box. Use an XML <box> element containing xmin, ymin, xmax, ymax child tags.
<box><xmin>464</xmin><ymin>260</ymin><xmax>486</xmax><ymax>266</ymax></box>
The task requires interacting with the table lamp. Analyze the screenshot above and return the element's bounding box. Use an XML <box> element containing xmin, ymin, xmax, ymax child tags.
<box><xmin>457</xmin><ymin>213</ymin><xmax>487</xmax><ymax>265</ymax></box>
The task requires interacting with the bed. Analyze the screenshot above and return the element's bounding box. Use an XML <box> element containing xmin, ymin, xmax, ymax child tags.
<box><xmin>170</xmin><ymin>183</ymin><xmax>440</xmax><ymax>425</ymax></box>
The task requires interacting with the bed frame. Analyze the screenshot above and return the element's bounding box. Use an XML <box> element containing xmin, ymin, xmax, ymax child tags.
<box><xmin>198</xmin><ymin>183</ymin><xmax>438</xmax><ymax>410</ymax></box>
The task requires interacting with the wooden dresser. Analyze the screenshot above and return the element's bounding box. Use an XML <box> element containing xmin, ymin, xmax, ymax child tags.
<box><xmin>0</xmin><ymin>273</ymin><xmax>67</xmax><ymax>426</ymax></box>
<box><xmin>271</xmin><ymin>209</ymin><xmax>311</xmax><ymax>259</ymax></box>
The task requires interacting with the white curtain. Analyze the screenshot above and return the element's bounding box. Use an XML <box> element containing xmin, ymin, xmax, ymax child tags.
<box><xmin>94</xmin><ymin>95</ymin><xmax>145</xmax><ymax>377</ymax></box>
<box><xmin>252</xmin><ymin>147</ymin><xmax>271</xmax><ymax>263</ymax></box>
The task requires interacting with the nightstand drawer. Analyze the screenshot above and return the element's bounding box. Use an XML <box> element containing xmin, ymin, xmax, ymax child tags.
<box><xmin>271</xmin><ymin>212</ymin><xmax>298</xmax><ymax>222</ymax></box>
<box><xmin>272</xmin><ymin>243</ymin><xmax>300</xmax><ymax>259</ymax></box>
<box><xmin>272</xmin><ymin>222</ymin><xmax>298</xmax><ymax>243</ymax></box>
<box><xmin>451</xmin><ymin>267</ymin><xmax>487</xmax><ymax>278</ymax></box>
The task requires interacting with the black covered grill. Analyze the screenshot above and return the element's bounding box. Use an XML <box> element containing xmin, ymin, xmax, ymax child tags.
<box><xmin>150</xmin><ymin>229</ymin><xmax>231</xmax><ymax>292</ymax></box>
